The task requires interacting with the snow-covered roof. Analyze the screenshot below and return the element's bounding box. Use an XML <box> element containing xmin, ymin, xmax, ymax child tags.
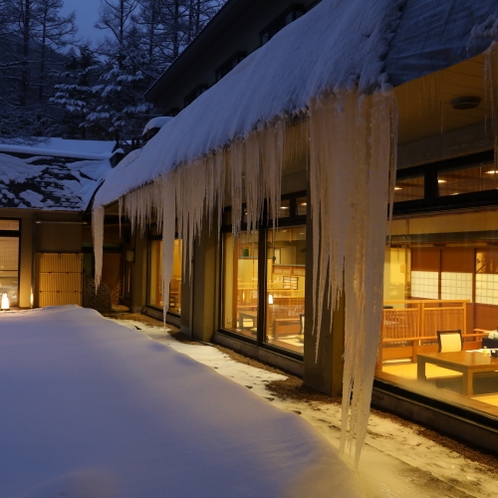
<box><xmin>385</xmin><ymin>0</ymin><xmax>498</xmax><ymax>87</ymax></box>
<box><xmin>94</xmin><ymin>0</ymin><xmax>498</xmax><ymax>207</ymax></box>
<box><xmin>141</xmin><ymin>116</ymin><xmax>173</xmax><ymax>136</ymax></box>
<box><xmin>0</xmin><ymin>138</ymin><xmax>117</xmax><ymax>161</ymax></box>
<box><xmin>0</xmin><ymin>153</ymin><xmax>112</xmax><ymax>211</ymax></box>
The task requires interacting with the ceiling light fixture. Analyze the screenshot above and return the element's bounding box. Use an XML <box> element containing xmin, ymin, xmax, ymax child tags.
<box><xmin>450</xmin><ymin>96</ymin><xmax>481</xmax><ymax>110</ymax></box>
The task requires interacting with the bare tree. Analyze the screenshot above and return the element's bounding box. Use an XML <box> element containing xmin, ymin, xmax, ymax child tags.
<box><xmin>0</xmin><ymin>0</ymin><xmax>78</xmax><ymax>141</ymax></box>
<box><xmin>134</xmin><ymin>0</ymin><xmax>226</xmax><ymax>76</ymax></box>
<box><xmin>33</xmin><ymin>0</ymin><xmax>77</xmax><ymax>101</ymax></box>
<box><xmin>95</xmin><ymin>0</ymin><xmax>140</xmax><ymax>67</ymax></box>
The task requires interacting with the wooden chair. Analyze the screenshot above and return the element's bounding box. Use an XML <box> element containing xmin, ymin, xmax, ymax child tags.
<box><xmin>437</xmin><ymin>330</ymin><xmax>462</xmax><ymax>353</ymax></box>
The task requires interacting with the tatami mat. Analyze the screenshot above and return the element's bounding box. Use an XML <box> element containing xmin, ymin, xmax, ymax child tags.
<box><xmin>381</xmin><ymin>362</ymin><xmax>462</xmax><ymax>380</ymax></box>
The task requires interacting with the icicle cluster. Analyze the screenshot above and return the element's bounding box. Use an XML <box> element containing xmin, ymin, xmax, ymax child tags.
<box><xmin>309</xmin><ymin>90</ymin><xmax>397</xmax><ymax>466</ymax></box>
<box><xmin>92</xmin><ymin>120</ymin><xmax>285</xmax><ymax>316</ymax></box>
<box><xmin>92</xmin><ymin>205</ymin><xmax>105</xmax><ymax>291</ymax></box>
<box><xmin>92</xmin><ymin>91</ymin><xmax>396</xmax><ymax>466</ymax></box>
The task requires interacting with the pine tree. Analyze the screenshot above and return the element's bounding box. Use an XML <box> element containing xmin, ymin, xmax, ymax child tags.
<box><xmin>91</xmin><ymin>0</ymin><xmax>156</xmax><ymax>142</ymax></box>
<box><xmin>50</xmin><ymin>45</ymin><xmax>101</xmax><ymax>139</ymax></box>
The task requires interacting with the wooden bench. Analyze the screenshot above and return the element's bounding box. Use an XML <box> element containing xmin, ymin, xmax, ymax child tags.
<box><xmin>273</xmin><ymin>318</ymin><xmax>301</xmax><ymax>338</ymax></box>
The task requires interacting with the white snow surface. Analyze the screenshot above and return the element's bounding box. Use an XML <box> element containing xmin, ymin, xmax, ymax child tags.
<box><xmin>94</xmin><ymin>0</ymin><xmax>405</xmax><ymax>207</ymax></box>
<box><xmin>141</xmin><ymin>116</ymin><xmax>173</xmax><ymax>136</ymax></box>
<box><xmin>0</xmin><ymin>153</ymin><xmax>112</xmax><ymax>211</ymax></box>
<box><xmin>0</xmin><ymin>306</ymin><xmax>364</xmax><ymax>498</ymax></box>
<box><xmin>0</xmin><ymin>138</ymin><xmax>117</xmax><ymax>161</ymax></box>
<box><xmin>134</xmin><ymin>319</ymin><xmax>498</xmax><ymax>498</ymax></box>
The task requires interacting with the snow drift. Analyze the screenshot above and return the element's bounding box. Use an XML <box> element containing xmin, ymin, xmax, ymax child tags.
<box><xmin>0</xmin><ymin>306</ymin><xmax>363</xmax><ymax>498</ymax></box>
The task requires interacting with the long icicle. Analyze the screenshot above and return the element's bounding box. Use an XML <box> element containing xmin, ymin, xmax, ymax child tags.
<box><xmin>92</xmin><ymin>205</ymin><xmax>105</xmax><ymax>289</ymax></box>
<box><xmin>309</xmin><ymin>90</ymin><xmax>396</xmax><ymax>465</ymax></box>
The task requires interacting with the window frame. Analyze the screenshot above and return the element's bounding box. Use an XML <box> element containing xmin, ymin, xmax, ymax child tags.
<box><xmin>394</xmin><ymin>150</ymin><xmax>496</xmax><ymax>216</ymax></box>
<box><xmin>219</xmin><ymin>191</ymin><xmax>307</xmax><ymax>359</ymax></box>
<box><xmin>0</xmin><ymin>218</ymin><xmax>21</xmax><ymax>307</ymax></box>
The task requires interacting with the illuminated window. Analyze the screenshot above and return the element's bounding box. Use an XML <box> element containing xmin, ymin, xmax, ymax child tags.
<box><xmin>222</xmin><ymin>231</ymin><xmax>259</xmax><ymax>339</ymax></box>
<box><xmin>266</xmin><ymin>226</ymin><xmax>305</xmax><ymax>354</ymax></box>
<box><xmin>438</xmin><ymin>163</ymin><xmax>498</xmax><ymax>196</ymax></box>
<box><xmin>148</xmin><ymin>237</ymin><xmax>183</xmax><ymax>314</ymax></box>
<box><xmin>379</xmin><ymin>209</ymin><xmax>498</xmax><ymax>421</ymax></box>
<box><xmin>221</xmin><ymin>193</ymin><xmax>306</xmax><ymax>356</ymax></box>
<box><xmin>394</xmin><ymin>175</ymin><xmax>424</xmax><ymax>202</ymax></box>
<box><xmin>0</xmin><ymin>219</ymin><xmax>20</xmax><ymax>307</ymax></box>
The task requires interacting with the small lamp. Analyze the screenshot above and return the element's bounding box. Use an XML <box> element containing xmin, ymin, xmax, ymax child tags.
<box><xmin>1</xmin><ymin>293</ymin><xmax>9</xmax><ymax>311</ymax></box>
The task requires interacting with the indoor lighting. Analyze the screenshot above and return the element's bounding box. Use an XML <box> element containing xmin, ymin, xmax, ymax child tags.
<box><xmin>1</xmin><ymin>293</ymin><xmax>9</xmax><ymax>311</ymax></box>
<box><xmin>268</xmin><ymin>294</ymin><xmax>274</xmax><ymax>305</ymax></box>
<box><xmin>450</xmin><ymin>96</ymin><xmax>481</xmax><ymax>110</ymax></box>
<box><xmin>279</xmin><ymin>206</ymin><xmax>289</xmax><ymax>210</ymax></box>
<box><xmin>394</xmin><ymin>186</ymin><xmax>403</xmax><ymax>190</ymax></box>
<box><xmin>437</xmin><ymin>179</ymin><xmax>447</xmax><ymax>183</ymax></box>
<box><xmin>485</xmin><ymin>170</ymin><xmax>498</xmax><ymax>175</ymax></box>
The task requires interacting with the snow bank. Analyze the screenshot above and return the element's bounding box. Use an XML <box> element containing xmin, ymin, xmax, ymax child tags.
<box><xmin>0</xmin><ymin>306</ymin><xmax>364</xmax><ymax>498</ymax></box>
<box><xmin>0</xmin><ymin>138</ymin><xmax>116</xmax><ymax>161</ymax></box>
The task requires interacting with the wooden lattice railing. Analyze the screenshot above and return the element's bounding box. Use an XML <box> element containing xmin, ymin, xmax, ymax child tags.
<box><xmin>379</xmin><ymin>300</ymin><xmax>486</xmax><ymax>364</ymax></box>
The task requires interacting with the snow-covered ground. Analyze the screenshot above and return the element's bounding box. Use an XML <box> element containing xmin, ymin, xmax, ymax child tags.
<box><xmin>0</xmin><ymin>306</ymin><xmax>362</xmax><ymax>498</ymax></box>
<box><xmin>127</xmin><ymin>317</ymin><xmax>498</xmax><ymax>498</ymax></box>
<box><xmin>1</xmin><ymin>306</ymin><xmax>496</xmax><ymax>497</ymax></box>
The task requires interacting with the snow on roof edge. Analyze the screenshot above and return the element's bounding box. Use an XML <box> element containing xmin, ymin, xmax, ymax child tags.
<box><xmin>0</xmin><ymin>138</ymin><xmax>117</xmax><ymax>161</ymax></box>
<box><xmin>95</xmin><ymin>0</ymin><xmax>498</xmax><ymax>208</ymax></box>
<box><xmin>95</xmin><ymin>0</ymin><xmax>404</xmax><ymax>207</ymax></box>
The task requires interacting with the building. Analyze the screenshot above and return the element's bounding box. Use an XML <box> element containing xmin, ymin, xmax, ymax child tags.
<box><xmin>0</xmin><ymin>138</ymin><xmax>120</xmax><ymax>311</ymax></box>
<box><xmin>92</xmin><ymin>0</ymin><xmax>498</xmax><ymax>457</ymax></box>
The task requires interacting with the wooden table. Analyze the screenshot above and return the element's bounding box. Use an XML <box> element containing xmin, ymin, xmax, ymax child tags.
<box><xmin>238</xmin><ymin>310</ymin><xmax>257</xmax><ymax>330</ymax></box>
<box><xmin>417</xmin><ymin>351</ymin><xmax>498</xmax><ymax>395</ymax></box>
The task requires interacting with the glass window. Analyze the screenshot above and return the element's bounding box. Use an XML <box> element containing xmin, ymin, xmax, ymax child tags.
<box><xmin>222</xmin><ymin>231</ymin><xmax>259</xmax><ymax>339</ymax></box>
<box><xmin>0</xmin><ymin>220</ymin><xmax>20</xmax><ymax>307</ymax></box>
<box><xmin>170</xmin><ymin>239</ymin><xmax>182</xmax><ymax>314</ymax></box>
<box><xmin>378</xmin><ymin>209</ymin><xmax>498</xmax><ymax>423</ymax></box>
<box><xmin>296</xmin><ymin>196</ymin><xmax>307</xmax><ymax>216</ymax></box>
<box><xmin>394</xmin><ymin>175</ymin><xmax>424</xmax><ymax>202</ymax></box>
<box><xmin>148</xmin><ymin>238</ymin><xmax>183</xmax><ymax>314</ymax></box>
<box><xmin>265</xmin><ymin>226</ymin><xmax>305</xmax><ymax>354</ymax></box>
<box><xmin>438</xmin><ymin>163</ymin><xmax>498</xmax><ymax>196</ymax></box>
<box><xmin>221</xmin><ymin>193</ymin><xmax>306</xmax><ymax>356</ymax></box>
<box><xmin>149</xmin><ymin>239</ymin><xmax>162</xmax><ymax>308</ymax></box>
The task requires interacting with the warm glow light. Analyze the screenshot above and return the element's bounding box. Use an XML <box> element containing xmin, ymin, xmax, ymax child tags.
<box><xmin>437</xmin><ymin>179</ymin><xmax>447</xmax><ymax>183</ymax></box>
<box><xmin>279</xmin><ymin>206</ymin><xmax>289</xmax><ymax>209</ymax></box>
<box><xmin>394</xmin><ymin>186</ymin><xmax>402</xmax><ymax>190</ymax></box>
<box><xmin>268</xmin><ymin>294</ymin><xmax>274</xmax><ymax>305</ymax></box>
<box><xmin>485</xmin><ymin>170</ymin><xmax>498</xmax><ymax>175</ymax></box>
<box><xmin>1</xmin><ymin>293</ymin><xmax>9</xmax><ymax>311</ymax></box>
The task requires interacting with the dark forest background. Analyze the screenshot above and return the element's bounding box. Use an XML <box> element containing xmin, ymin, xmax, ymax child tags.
<box><xmin>0</xmin><ymin>0</ymin><xmax>225</xmax><ymax>144</ymax></box>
